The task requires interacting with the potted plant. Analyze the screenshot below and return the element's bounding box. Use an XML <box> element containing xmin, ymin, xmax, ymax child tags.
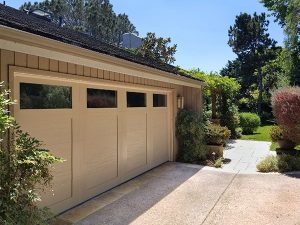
<box><xmin>270</xmin><ymin>126</ymin><xmax>296</xmax><ymax>152</ymax></box>
<box><xmin>205</xmin><ymin>124</ymin><xmax>231</xmax><ymax>158</ymax></box>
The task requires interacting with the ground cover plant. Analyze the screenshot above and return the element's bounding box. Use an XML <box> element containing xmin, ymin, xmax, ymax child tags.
<box><xmin>257</xmin><ymin>154</ymin><xmax>300</xmax><ymax>173</ymax></box>
<box><xmin>0</xmin><ymin>83</ymin><xmax>63</xmax><ymax>225</ymax></box>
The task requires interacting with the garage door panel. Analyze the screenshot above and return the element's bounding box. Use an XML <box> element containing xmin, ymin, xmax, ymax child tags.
<box><xmin>83</xmin><ymin>113</ymin><xmax>118</xmax><ymax>190</ymax></box>
<box><xmin>16</xmin><ymin>113</ymin><xmax>73</xmax><ymax>207</ymax></box>
<box><xmin>152</xmin><ymin>110</ymin><xmax>169</xmax><ymax>166</ymax></box>
<box><xmin>125</xmin><ymin>112</ymin><xmax>147</xmax><ymax>172</ymax></box>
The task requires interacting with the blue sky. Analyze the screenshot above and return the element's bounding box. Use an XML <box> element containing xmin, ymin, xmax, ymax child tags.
<box><xmin>7</xmin><ymin>0</ymin><xmax>285</xmax><ymax>72</ymax></box>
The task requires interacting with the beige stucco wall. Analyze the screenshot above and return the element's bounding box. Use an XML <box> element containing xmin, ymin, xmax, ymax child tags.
<box><xmin>0</xmin><ymin>48</ymin><xmax>202</xmax><ymax>159</ymax></box>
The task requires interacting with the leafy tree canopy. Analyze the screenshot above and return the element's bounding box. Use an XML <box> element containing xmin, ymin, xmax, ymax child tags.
<box><xmin>261</xmin><ymin>0</ymin><xmax>300</xmax><ymax>85</ymax></box>
<box><xmin>20</xmin><ymin>0</ymin><xmax>138</xmax><ymax>46</ymax></box>
<box><xmin>135</xmin><ymin>32</ymin><xmax>177</xmax><ymax>64</ymax></box>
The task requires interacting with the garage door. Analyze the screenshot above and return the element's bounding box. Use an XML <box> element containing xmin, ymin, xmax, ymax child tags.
<box><xmin>13</xmin><ymin>72</ymin><xmax>172</xmax><ymax>213</ymax></box>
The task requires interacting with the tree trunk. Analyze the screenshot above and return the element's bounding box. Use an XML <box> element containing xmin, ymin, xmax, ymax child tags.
<box><xmin>257</xmin><ymin>67</ymin><xmax>263</xmax><ymax>116</ymax></box>
<box><xmin>211</xmin><ymin>92</ymin><xmax>217</xmax><ymax>119</ymax></box>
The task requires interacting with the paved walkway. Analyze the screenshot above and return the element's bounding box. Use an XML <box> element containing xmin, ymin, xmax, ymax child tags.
<box><xmin>56</xmin><ymin>140</ymin><xmax>300</xmax><ymax>225</ymax></box>
<box><xmin>221</xmin><ymin>140</ymin><xmax>274</xmax><ymax>173</ymax></box>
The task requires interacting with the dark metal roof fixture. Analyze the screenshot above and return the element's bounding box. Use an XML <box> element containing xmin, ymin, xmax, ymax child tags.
<box><xmin>28</xmin><ymin>9</ymin><xmax>52</xmax><ymax>22</ymax></box>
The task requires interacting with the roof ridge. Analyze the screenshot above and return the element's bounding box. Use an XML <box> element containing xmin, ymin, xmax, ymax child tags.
<box><xmin>0</xmin><ymin>4</ymin><xmax>202</xmax><ymax>82</ymax></box>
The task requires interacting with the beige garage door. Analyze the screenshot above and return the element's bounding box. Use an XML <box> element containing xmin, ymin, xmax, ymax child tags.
<box><xmin>13</xmin><ymin>72</ymin><xmax>172</xmax><ymax>213</ymax></box>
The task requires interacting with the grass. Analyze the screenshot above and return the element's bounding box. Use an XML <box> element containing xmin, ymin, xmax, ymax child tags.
<box><xmin>240</xmin><ymin>125</ymin><xmax>300</xmax><ymax>150</ymax></box>
<box><xmin>241</xmin><ymin>125</ymin><xmax>273</xmax><ymax>142</ymax></box>
<box><xmin>270</xmin><ymin>141</ymin><xmax>300</xmax><ymax>151</ymax></box>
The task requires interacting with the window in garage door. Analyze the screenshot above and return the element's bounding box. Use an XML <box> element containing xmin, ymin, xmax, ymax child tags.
<box><xmin>87</xmin><ymin>88</ymin><xmax>117</xmax><ymax>108</ymax></box>
<box><xmin>127</xmin><ymin>91</ymin><xmax>146</xmax><ymax>107</ymax></box>
<box><xmin>153</xmin><ymin>93</ymin><xmax>167</xmax><ymax>107</ymax></box>
<box><xmin>20</xmin><ymin>82</ymin><xmax>72</xmax><ymax>109</ymax></box>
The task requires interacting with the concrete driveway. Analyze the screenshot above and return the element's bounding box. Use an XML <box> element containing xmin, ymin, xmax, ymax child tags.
<box><xmin>58</xmin><ymin>140</ymin><xmax>300</xmax><ymax>225</ymax></box>
<box><xmin>59</xmin><ymin>162</ymin><xmax>300</xmax><ymax>225</ymax></box>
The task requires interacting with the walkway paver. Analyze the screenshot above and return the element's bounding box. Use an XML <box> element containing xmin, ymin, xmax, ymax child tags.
<box><xmin>221</xmin><ymin>140</ymin><xmax>274</xmax><ymax>173</ymax></box>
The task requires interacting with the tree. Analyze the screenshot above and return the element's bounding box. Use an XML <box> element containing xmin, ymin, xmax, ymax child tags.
<box><xmin>19</xmin><ymin>0</ymin><xmax>138</xmax><ymax>46</ymax></box>
<box><xmin>115</xmin><ymin>13</ymin><xmax>138</xmax><ymax>46</ymax></box>
<box><xmin>226</xmin><ymin>12</ymin><xmax>277</xmax><ymax>115</ymax></box>
<box><xmin>136</xmin><ymin>32</ymin><xmax>177</xmax><ymax>64</ymax></box>
<box><xmin>260</xmin><ymin>0</ymin><xmax>300</xmax><ymax>85</ymax></box>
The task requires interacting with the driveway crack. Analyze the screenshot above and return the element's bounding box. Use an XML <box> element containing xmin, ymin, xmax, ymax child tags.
<box><xmin>200</xmin><ymin>171</ymin><xmax>239</xmax><ymax>225</ymax></box>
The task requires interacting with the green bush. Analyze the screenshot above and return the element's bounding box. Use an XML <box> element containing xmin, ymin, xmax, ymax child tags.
<box><xmin>205</xmin><ymin>124</ymin><xmax>231</xmax><ymax>145</ymax></box>
<box><xmin>257</xmin><ymin>154</ymin><xmax>300</xmax><ymax>173</ymax></box>
<box><xmin>239</xmin><ymin>112</ymin><xmax>261</xmax><ymax>134</ymax></box>
<box><xmin>270</xmin><ymin>126</ymin><xmax>284</xmax><ymax>142</ymax></box>
<box><xmin>235</xmin><ymin>127</ymin><xmax>243</xmax><ymax>138</ymax></box>
<box><xmin>0</xmin><ymin>83</ymin><xmax>63</xmax><ymax>225</ymax></box>
<box><xmin>220</xmin><ymin>104</ymin><xmax>240</xmax><ymax>138</ymax></box>
<box><xmin>176</xmin><ymin>109</ymin><xmax>207</xmax><ymax>163</ymax></box>
<box><xmin>256</xmin><ymin>155</ymin><xmax>278</xmax><ymax>172</ymax></box>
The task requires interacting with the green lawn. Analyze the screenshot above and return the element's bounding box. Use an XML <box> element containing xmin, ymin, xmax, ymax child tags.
<box><xmin>241</xmin><ymin>125</ymin><xmax>300</xmax><ymax>151</ymax></box>
<box><xmin>241</xmin><ymin>125</ymin><xmax>273</xmax><ymax>142</ymax></box>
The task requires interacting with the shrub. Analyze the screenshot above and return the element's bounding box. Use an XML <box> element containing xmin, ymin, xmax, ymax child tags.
<box><xmin>257</xmin><ymin>154</ymin><xmax>300</xmax><ymax>173</ymax></box>
<box><xmin>176</xmin><ymin>109</ymin><xmax>207</xmax><ymax>163</ymax></box>
<box><xmin>270</xmin><ymin>126</ymin><xmax>284</xmax><ymax>142</ymax></box>
<box><xmin>239</xmin><ymin>112</ymin><xmax>261</xmax><ymax>134</ymax></box>
<box><xmin>0</xmin><ymin>83</ymin><xmax>63</xmax><ymax>225</ymax></box>
<box><xmin>272</xmin><ymin>87</ymin><xmax>300</xmax><ymax>144</ymax></box>
<box><xmin>205</xmin><ymin>124</ymin><xmax>231</xmax><ymax>145</ymax></box>
<box><xmin>220</xmin><ymin>104</ymin><xmax>240</xmax><ymax>138</ymax></box>
<box><xmin>235</xmin><ymin>127</ymin><xmax>243</xmax><ymax>138</ymax></box>
<box><xmin>256</xmin><ymin>155</ymin><xmax>278</xmax><ymax>173</ymax></box>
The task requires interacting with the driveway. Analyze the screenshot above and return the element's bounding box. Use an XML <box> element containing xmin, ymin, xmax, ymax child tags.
<box><xmin>58</xmin><ymin>141</ymin><xmax>300</xmax><ymax>225</ymax></box>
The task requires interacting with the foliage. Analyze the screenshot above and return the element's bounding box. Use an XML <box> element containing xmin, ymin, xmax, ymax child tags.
<box><xmin>205</xmin><ymin>157</ymin><xmax>224</xmax><ymax>168</ymax></box>
<box><xmin>235</xmin><ymin>127</ymin><xmax>243</xmax><ymax>139</ymax></box>
<box><xmin>260</xmin><ymin>0</ymin><xmax>300</xmax><ymax>85</ymax></box>
<box><xmin>241</xmin><ymin>125</ymin><xmax>273</xmax><ymax>142</ymax></box>
<box><xmin>0</xmin><ymin>83</ymin><xmax>63</xmax><ymax>225</ymax></box>
<box><xmin>189</xmin><ymin>70</ymin><xmax>241</xmax><ymax>129</ymax></box>
<box><xmin>205</xmin><ymin>124</ymin><xmax>231</xmax><ymax>145</ymax></box>
<box><xmin>256</xmin><ymin>155</ymin><xmax>279</xmax><ymax>172</ymax></box>
<box><xmin>271</xmin><ymin>87</ymin><xmax>300</xmax><ymax>144</ymax></box>
<box><xmin>257</xmin><ymin>154</ymin><xmax>300</xmax><ymax>172</ymax></box>
<box><xmin>219</xmin><ymin>102</ymin><xmax>240</xmax><ymax>138</ymax></box>
<box><xmin>239</xmin><ymin>112</ymin><xmax>261</xmax><ymax>134</ymax></box>
<box><xmin>270</xmin><ymin>126</ymin><xmax>284</xmax><ymax>142</ymax></box>
<box><xmin>190</xmin><ymin>70</ymin><xmax>240</xmax><ymax>99</ymax></box>
<box><xmin>222</xmin><ymin>12</ymin><xmax>280</xmax><ymax>116</ymax></box>
<box><xmin>135</xmin><ymin>32</ymin><xmax>177</xmax><ymax>64</ymax></box>
<box><xmin>176</xmin><ymin>109</ymin><xmax>207</xmax><ymax>163</ymax></box>
<box><xmin>20</xmin><ymin>0</ymin><xmax>138</xmax><ymax>46</ymax></box>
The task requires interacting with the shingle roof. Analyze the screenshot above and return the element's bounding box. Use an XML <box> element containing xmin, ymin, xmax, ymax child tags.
<box><xmin>0</xmin><ymin>4</ymin><xmax>202</xmax><ymax>83</ymax></box>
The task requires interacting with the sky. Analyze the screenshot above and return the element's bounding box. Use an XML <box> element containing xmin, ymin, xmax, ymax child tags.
<box><xmin>7</xmin><ymin>0</ymin><xmax>285</xmax><ymax>73</ymax></box>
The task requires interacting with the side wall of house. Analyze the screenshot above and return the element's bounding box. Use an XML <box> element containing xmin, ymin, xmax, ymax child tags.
<box><xmin>0</xmin><ymin>49</ymin><xmax>202</xmax><ymax>159</ymax></box>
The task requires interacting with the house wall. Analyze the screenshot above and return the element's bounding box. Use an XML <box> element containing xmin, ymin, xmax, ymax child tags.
<box><xmin>0</xmin><ymin>49</ymin><xmax>202</xmax><ymax>159</ymax></box>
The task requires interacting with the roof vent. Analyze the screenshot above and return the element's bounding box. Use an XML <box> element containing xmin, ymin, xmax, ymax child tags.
<box><xmin>28</xmin><ymin>9</ymin><xmax>52</xmax><ymax>22</ymax></box>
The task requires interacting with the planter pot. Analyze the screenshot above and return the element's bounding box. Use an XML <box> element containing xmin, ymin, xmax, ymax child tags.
<box><xmin>277</xmin><ymin>139</ymin><xmax>296</xmax><ymax>150</ymax></box>
<box><xmin>206</xmin><ymin>144</ymin><xmax>224</xmax><ymax>158</ymax></box>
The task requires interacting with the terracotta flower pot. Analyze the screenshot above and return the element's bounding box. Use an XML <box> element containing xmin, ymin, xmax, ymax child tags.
<box><xmin>277</xmin><ymin>139</ymin><xmax>296</xmax><ymax>150</ymax></box>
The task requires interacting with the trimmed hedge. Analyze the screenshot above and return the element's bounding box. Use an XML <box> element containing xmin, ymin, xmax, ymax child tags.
<box><xmin>239</xmin><ymin>112</ymin><xmax>261</xmax><ymax>134</ymax></box>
